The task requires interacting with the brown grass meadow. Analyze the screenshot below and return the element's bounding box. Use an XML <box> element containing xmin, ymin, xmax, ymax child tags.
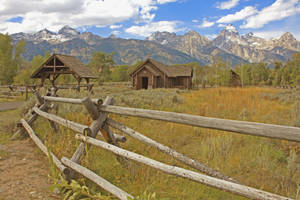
<box><xmin>1</xmin><ymin>85</ymin><xmax>300</xmax><ymax>199</ymax></box>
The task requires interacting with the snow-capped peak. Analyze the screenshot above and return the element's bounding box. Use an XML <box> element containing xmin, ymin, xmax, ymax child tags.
<box><xmin>39</xmin><ymin>28</ymin><xmax>52</xmax><ymax>34</ymax></box>
<box><xmin>246</xmin><ymin>32</ymin><xmax>254</xmax><ymax>37</ymax></box>
<box><xmin>225</xmin><ymin>24</ymin><xmax>238</xmax><ymax>33</ymax></box>
<box><xmin>33</xmin><ymin>28</ymin><xmax>56</xmax><ymax>39</ymax></box>
<box><xmin>58</xmin><ymin>25</ymin><xmax>79</xmax><ymax>36</ymax></box>
<box><xmin>10</xmin><ymin>25</ymin><xmax>82</xmax><ymax>44</ymax></box>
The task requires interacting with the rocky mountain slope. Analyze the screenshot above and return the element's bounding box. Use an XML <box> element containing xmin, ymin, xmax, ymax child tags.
<box><xmin>211</xmin><ymin>25</ymin><xmax>299</xmax><ymax>63</ymax></box>
<box><xmin>146</xmin><ymin>30</ymin><xmax>247</xmax><ymax>65</ymax></box>
<box><xmin>11</xmin><ymin>25</ymin><xmax>300</xmax><ymax>65</ymax></box>
<box><xmin>11</xmin><ymin>26</ymin><xmax>202</xmax><ymax>65</ymax></box>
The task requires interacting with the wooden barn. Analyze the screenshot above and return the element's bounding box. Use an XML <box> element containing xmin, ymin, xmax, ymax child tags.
<box><xmin>31</xmin><ymin>54</ymin><xmax>97</xmax><ymax>90</ymax></box>
<box><xmin>130</xmin><ymin>58</ymin><xmax>193</xmax><ymax>90</ymax></box>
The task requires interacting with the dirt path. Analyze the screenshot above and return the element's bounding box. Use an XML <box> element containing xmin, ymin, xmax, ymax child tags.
<box><xmin>0</xmin><ymin>101</ymin><xmax>25</xmax><ymax>111</ymax></box>
<box><xmin>0</xmin><ymin>139</ymin><xmax>60</xmax><ymax>200</ymax></box>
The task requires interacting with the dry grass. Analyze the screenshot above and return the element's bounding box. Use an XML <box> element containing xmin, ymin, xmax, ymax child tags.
<box><xmin>3</xmin><ymin>86</ymin><xmax>300</xmax><ymax>199</ymax></box>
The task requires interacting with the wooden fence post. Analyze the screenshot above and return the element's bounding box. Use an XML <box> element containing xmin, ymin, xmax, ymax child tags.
<box><xmin>25</xmin><ymin>85</ymin><xmax>28</xmax><ymax>101</ymax></box>
<box><xmin>65</xmin><ymin>97</ymin><xmax>114</xmax><ymax>179</ymax></box>
<box><xmin>11</xmin><ymin>91</ymin><xmax>58</xmax><ymax>140</ymax></box>
<box><xmin>11</xmin><ymin>91</ymin><xmax>46</xmax><ymax>139</ymax></box>
<box><xmin>43</xmin><ymin>90</ymin><xmax>60</xmax><ymax>133</ymax></box>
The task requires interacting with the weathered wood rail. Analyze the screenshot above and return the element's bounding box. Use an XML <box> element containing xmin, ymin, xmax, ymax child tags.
<box><xmin>0</xmin><ymin>85</ymin><xmax>34</xmax><ymax>100</ymax></box>
<box><xmin>0</xmin><ymin>83</ymin><xmax>94</xmax><ymax>100</ymax></box>
<box><xmin>40</xmin><ymin>96</ymin><xmax>300</xmax><ymax>142</ymax></box>
<box><xmin>14</xmin><ymin>94</ymin><xmax>299</xmax><ymax>200</ymax></box>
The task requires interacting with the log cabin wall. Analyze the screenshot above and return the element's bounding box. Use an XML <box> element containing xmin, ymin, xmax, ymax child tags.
<box><xmin>136</xmin><ymin>68</ymin><xmax>153</xmax><ymax>89</ymax></box>
<box><xmin>167</xmin><ymin>76</ymin><xmax>192</xmax><ymax>89</ymax></box>
<box><xmin>133</xmin><ymin>63</ymin><xmax>165</xmax><ymax>90</ymax></box>
<box><xmin>130</xmin><ymin>58</ymin><xmax>193</xmax><ymax>90</ymax></box>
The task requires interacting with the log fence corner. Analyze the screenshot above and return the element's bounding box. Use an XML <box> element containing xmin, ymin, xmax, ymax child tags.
<box><xmin>14</xmin><ymin>94</ymin><xmax>299</xmax><ymax>200</ymax></box>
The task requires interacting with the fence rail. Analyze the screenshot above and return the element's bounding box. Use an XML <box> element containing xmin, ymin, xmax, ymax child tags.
<box><xmin>20</xmin><ymin>119</ymin><xmax>68</xmax><ymax>174</ymax></box>
<box><xmin>75</xmin><ymin>134</ymin><xmax>291</xmax><ymax>200</ymax></box>
<box><xmin>0</xmin><ymin>85</ymin><xmax>34</xmax><ymax>100</ymax></box>
<box><xmin>0</xmin><ymin>83</ymin><xmax>95</xmax><ymax>101</ymax></box>
<box><xmin>14</xmin><ymin>93</ymin><xmax>299</xmax><ymax>200</ymax></box>
<box><xmin>32</xmin><ymin>106</ymin><xmax>91</xmax><ymax>135</ymax></box>
<box><xmin>40</xmin><ymin>95</ymin><xmax>300</xmax><ymax>142</ymax></box>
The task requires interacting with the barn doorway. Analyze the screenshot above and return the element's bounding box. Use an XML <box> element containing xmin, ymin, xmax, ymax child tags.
<box><xmin>142</xmin><ymin>77</ymin><xmax>148</xmax><ymax>89</ymax></box>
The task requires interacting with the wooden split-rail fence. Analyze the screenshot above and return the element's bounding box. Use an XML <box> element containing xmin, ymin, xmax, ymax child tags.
<box><xmin>0</xmin><ymin>85</ymin><xmax>35</xmax><ymax>100</ymax></box>
<box><xmin>13</xmin><ymin>91</ymin><xmax>300</xmax><ymax>200</ymax></box>
<box><xmin>0</xmin><ymin>83</ymin><xmax>95</xmax><ymax>100</ymax></box>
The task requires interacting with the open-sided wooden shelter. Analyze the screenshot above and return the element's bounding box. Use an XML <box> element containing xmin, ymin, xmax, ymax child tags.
<box><xmin>130</xmin><ymin>58</ymin><xmax>193</xmax><ymax>90</ymax></box>
<box><xmin>31</xmin><ymin>54</ymin><xmax>97</xmax><ymax>90</ymax></box>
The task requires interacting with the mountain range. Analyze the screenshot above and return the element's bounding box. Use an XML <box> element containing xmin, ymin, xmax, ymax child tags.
<box><xmin>10</xmin><ymin>25</ymin><xmax>300</xmax><ymax>66</ymax></box>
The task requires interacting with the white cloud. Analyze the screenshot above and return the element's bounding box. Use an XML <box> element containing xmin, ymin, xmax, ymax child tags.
<box><xmin>157</xmin><ymin>0</ymin><xmax>177</xmax><ymax>4</ymax></box>
<box><xmin>111</xmin><ymin>30</ymin><xmax>120</xmax><ymax>35</ymax></box>
<box><xmin>241</xmin><ymin>0</ymin><xmax>300</xmax><ymax>29</ymax></box>
<box><xmin>110</xmin><ymin>24</ymin><xmax>123</xmax><ymax>29</ymax></box>
<box><xmin>253</xmin><ymin>30</ymin><xmax>300</xmax><ymax>40</ymax></box>
<box><xmin>0</xmin><ymin>0</ymin><xmax>170</xmax><ymax>34</ymax></box>
<box><xmin>205</xmin><ymin>34</ymin><xmax>217</xmax><ymax>40</ymax></box>
<box><xmin>217</xmin><ymin>0</ymin><xmax>239</xmax><ymax>10</ymax></box>
<box><xmin>192</xmin><ymin>19</ymin><xmax>199</xmax><ymax>23</ymax></box>
<box><xmin>198</xmin><ymin>18</ymin><xmax>215</xmax><ymax>28</ymax></box>
<box><xmin>217</xmin><ymin>6</ymin><xmax>258</xmax><ymax>23</ymax></box>
<box><xmin>253</xmin><ymin>31</ymin><xmax>285</xmax><ymax>40</ymax></box>
<box><xmin>125</xmin><ymin>21</ymin><xmax>184</xmax><ymax>37</ymax></box>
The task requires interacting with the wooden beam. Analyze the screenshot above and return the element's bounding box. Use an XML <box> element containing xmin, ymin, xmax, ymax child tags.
<box><xmin>75</xmin><ymin>134</ymin><xmax>292</xmax><ymax>200</ymax></box>
<box><xmin>41</xmin><ymin>76</ymin><xmax>45</xmax><ymax>87</ymax></box>
<box><xmin>32</xmin><ymin>106</ymin><xmax>91</xmax><ymax>135</ymax></box>
<box><xmin>98</xmin><ymin>105</ymin><xmax>300</xmax><ymax>142</ymax></box>
<box><xmin>20</xmin><ymin>119</ymin><xmax>68</xmax><ymax>174</ymax></box>
<box><xmin>54</xmin><ymin>56</ymin><xmax>56</xmax><ymax>73</ymax></box>
<box><xmin>43</xmin><ymin>71</ymin><xmax>72</xmax><ymax>75</ymax></box>
<box><xmin>11</xmin><ymin>91</ymin><xmax>49</xmax><ymax>140</ymax></box>
<box><xmin>43</xmin><ymin>96</ymin><xmax>83</xmax><ymax>104</ymax></box>
<box><xmin>77</xmin><ymin>78</ymin><xmax>82</xmax><ymax>92</ymax></box>
<box><xmin>25</xmin><ymin>85</ymin><xmax>28</xmax><ymax>101</ymax></box>
<box><xmin>42</xmin><ymin>96</ymin><xmax>101</xmax><ymax>105</ymax></box>
<box><xmin>69</xmin><ymin>97</ymin><xmax>113</xmax><ymax>165</ymax></box>
<box><xmin>44</xmin><ymin>65</ymin><xmax>66</xmax><ymax>68</ymax></box>
<box><xmin>107</xmin><ymin>118</ymin><xmax>237</xmax><ymax>183</ymax></box>
<box><xmin>61</xmin><ymin>157</ymin><xmax>133</xmax><ymax>200</ymax></box>
<box><xmin>135</xmin><ymin>74</ymin><xmax>137</xmax><ymax>89</ymax></box>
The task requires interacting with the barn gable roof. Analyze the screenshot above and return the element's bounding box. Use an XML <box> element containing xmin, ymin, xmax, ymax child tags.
<box><xmin>130</xmin><ymin>58</ymin><xmax>192</xmax><ymax>78</ymax></box>
<box><xmin>31</xmin><ymin>54</ymin><xmax>97</xmax><ymax>79</ymax></box>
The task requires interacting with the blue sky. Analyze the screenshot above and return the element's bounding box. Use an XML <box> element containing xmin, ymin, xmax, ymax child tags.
<box><xmin>1</xmin><ymin>0</ymin><xmax>300</xmax><ymax>40</ymax></box>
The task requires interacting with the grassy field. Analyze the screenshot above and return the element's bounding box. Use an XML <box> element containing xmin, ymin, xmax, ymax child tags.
<box><xmin>1</xmin><ymin>85</ymin><xmax>300</xmax><ymax>199</ymax></box>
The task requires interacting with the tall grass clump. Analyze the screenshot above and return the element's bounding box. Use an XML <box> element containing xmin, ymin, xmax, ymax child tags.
<box><xmin>14</xmin><ymin>85</ymin><xmax>300</xmax><ymax>199</ymax></box>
